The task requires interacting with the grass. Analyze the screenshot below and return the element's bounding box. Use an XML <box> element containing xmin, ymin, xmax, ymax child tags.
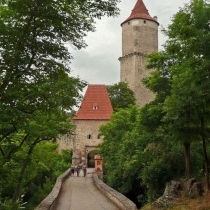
<box><xmin>140</xmin><ymin>192</ymin><xmax>210</xmax><ymax>210</ymax></box>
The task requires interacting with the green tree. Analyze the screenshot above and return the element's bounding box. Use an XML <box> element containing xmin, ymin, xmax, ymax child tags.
<box><xmin>0</xmin><ymin>141</ymin><xmax>72</xmax><ymax>209</ymax></box>
<box><xmin>99</xmin><ymin>106</ymin><xmax>141</xmax><ymax>192</ymax></box>
<box><xmin>145</xmin><ymin>0</ymin><xmax>210</xmax><ymax>183</ymax></box>
<box><xmin>0</xmin><ymin>70</ymin><xmax>81</xmax><ymax>204</ymax></box>
<box><xmin>0</xmin><ymin>0</ymin><xmax>120</xmax><ymax>206</ymax></box>
<box><xmin>107</xmin><ymin>82</ymin><xmax>136</xmax><ymax>111</ymax></box>
<box><xmin>99</xmin><ymin>103</ymin><xmax>185</xmax><ymax>205</ymax></box>
<box><xmin>162</xmin><ymin>0</ymin><xmax>210</xmax><ymax>187</ymax></box>
<box><xmin>100</xmin><ymin>1</ymin><xmax>210</xmax><ymax>206</ymax></box>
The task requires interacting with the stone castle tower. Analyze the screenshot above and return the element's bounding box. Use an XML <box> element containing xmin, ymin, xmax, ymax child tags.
<box><xmin>119</xmin><ymin>0</ymin><xmax>159</xmax><ymax>106</ymax></box>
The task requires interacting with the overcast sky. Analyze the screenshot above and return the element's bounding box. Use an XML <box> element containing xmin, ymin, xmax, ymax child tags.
<box><xmin>69</xmin><ymin>0</ymin><xmax>190</xmax><ymax>86</ymax></box>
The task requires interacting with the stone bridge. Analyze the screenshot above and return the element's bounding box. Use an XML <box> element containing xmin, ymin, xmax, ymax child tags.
<box><xmin>35</xmin><ymin>168</ymin><xmax>137</xmax><ymax>210</ymax></box>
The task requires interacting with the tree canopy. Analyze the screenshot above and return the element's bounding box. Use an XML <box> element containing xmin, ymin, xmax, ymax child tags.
<box><xmin>99</xmin><ymin>0</ymin><xmax>210</xmax><ymax>207</ymax></box>
<box><xmin>0</xmin><ymin>0</ymin><xmax>120</xmax><ymax>208</ymax></box>
<box><xmin>145</xmin><ymin>0</ymin><xmax>210</xmax><ymax>188</ymax></box>
<box><xmin>107</xmin><ymin>82</ymin><xmax>136</xmax><ymax>111</ymax></box>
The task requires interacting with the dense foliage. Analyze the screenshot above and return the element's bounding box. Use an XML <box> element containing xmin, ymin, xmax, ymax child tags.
<box><xmin>0</xmin><ymin>0</ymin><xmax>120</xmax><ymax>208</ymax></box>
<box><xmin>107</xmin><ymin>82</ymin><xmax>136</xmax><ymax>111</ymax></box>
<box><xmin>0</xmin><ymin>144</ymin><xmax>72</xmax><ymax>209</ymax></box>
<box><xmin>99</xmin><ymin>0</ymin><xmax>210</xmax><ymax>207</ymax></box>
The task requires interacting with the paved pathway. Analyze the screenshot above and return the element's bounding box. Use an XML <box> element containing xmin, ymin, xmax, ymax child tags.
<box><xmin>53</xmin><ymin>169</ymin><xmax>119</xmax><ymax>210</ymax></box>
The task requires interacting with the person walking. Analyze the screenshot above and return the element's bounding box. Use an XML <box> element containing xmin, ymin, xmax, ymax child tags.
<box><xmin>82</xmin><ymin>162</ymin><xmax>87</xmax><ymax>177</ymax></box>
<box><xmin>75</xmin><ymin>164</ymin><xmax>81</xmax><ymax>177</ymax></box>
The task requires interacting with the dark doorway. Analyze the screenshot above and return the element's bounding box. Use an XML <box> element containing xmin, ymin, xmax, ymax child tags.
<box><xmin>87</xmin><ymin>150</ymin><xmax>98</xmax><ymax>168</ymax></box>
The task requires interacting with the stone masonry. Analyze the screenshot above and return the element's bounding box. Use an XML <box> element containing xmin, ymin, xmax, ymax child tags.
<box><xmin>119</xmin><ymin>0</ymin><xmax>159</xmax><ymax>107</ymax></box>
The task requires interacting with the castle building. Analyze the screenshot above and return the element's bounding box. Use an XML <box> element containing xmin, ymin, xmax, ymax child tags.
<box><xmin>57</xmin><ymin>85</ymin><xmax>113</xmax><ymax>167</ymax></box>
<box><xmin>119</xmin><ymin>0</ymin><xmax>159</xmax><ymax>106</ymax></box>
<box><xmin>57</xmin><ymin>0</ymin><xmax>159</xmax><ymax>164</ymax></box>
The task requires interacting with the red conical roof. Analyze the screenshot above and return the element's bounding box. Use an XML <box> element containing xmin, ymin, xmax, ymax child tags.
<box><xmin>121</xmin><ymin>0</ymin><xmax>158</xmax><ymax>25</ymax></box>
<box><xmin>73</xmin><ymin>84</ymin><xmax>113</xmax><ymax>120</ymax></box>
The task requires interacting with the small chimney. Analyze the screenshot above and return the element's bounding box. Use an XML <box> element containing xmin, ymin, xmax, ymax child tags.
<box><xmin>153</xmin><ymin>16</ymin><xmax>158</xmax><ymax>22</ymax></box>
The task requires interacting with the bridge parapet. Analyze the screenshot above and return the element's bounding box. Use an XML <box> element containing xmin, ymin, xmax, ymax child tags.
<box><xmin>35</xmin><ymin>169</ymin><xmax>137</xmax><ymax>210</ymax></box>
<box><xmin>93</xmin><ymin>173</ymin><xmax>138</xmax><ymax>210</ymax></box>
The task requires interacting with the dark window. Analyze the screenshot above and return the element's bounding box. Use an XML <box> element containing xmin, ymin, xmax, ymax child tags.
<box><xmin>87</xmin><ymin>134</ymin><xmax>92</xmax><ymax>139</ymax></box>
<box><xmin>93</xmin><ymin>103</ymin><xmax>98</xmax><ymax>110</ymax></box>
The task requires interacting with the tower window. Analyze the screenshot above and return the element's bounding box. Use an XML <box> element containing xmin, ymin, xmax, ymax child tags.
<box><xmin>144</xmin><ymin>20</ymin><xmax>146</xmax><ymax>24</ymax></box>
<box><xmin>87</xmin><ymin>134</ymin><xmax>92</xmax><ymax>139</ymax></box>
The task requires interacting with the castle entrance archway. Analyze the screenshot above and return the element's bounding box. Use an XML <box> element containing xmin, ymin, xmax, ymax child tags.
<box><xmin>87</xmin><ymin>150</ymin><xmax>98</xmax><ymax>168</ymax></box>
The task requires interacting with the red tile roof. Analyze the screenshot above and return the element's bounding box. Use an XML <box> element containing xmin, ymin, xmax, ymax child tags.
<box><xmin>73</xmin><ymin>84</ymin><xmax>113</xmax><ymax>120</ymax></box>
<box><xmin>121</xmin><ymin>0</ymin><xmax>158</xmax><ymax>25</ymax></box>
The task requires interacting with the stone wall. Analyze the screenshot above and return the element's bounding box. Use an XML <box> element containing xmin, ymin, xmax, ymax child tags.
<box><xmin>57</xmin><ymin>120</ymin><xmax>108</xmax><ymax>159</ymax></box>
<box><xmin>120</xmin><ymin>18</ymin><xmax>158</xmax><ymax>107</ymax></box>
<box><xmin>122</xmin><ymin>19</ymin><xmax>158</xmax><ymax>56</ymax></box>
<box><xmin>73</xmin><ymin>120</ymin><xmax>107</xmax><ymax>158</ymax></box>
<box><xmin>119</xmin><ymin>52</ymin><xmax>155</xmax><ymax>106</ymax></box>
<box><xmin>92</xmin><ymin>173</ymin><xmax>138</xmax><ymax>210</ymax></box>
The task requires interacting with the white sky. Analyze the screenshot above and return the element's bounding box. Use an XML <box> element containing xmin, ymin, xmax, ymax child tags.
<box><xmin>69</xmin><ymin>0</ymin><xmax>190</xmax><ymax>86</ymax></box>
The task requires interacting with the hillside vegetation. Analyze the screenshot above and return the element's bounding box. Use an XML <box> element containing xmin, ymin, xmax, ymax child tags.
<box><xmin>141</xmin><ymin>192</ymin><xmax>210</xmax><ymax>210</ymax></box>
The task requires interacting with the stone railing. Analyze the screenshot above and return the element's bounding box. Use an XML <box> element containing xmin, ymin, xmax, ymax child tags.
<box><xmin>34</xmin><ymin>169</ymin><xmax>71</xmax><ymax>210</ymax></box>
<box><xmin>35</xmin><ymin>170</ymin><xmax>137</xmax><ymax>210</ymax></box>
<box><xmin>92</xmin><ymin>172</ymin><xmax>138</xmax><ymax>210</ymax></box>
